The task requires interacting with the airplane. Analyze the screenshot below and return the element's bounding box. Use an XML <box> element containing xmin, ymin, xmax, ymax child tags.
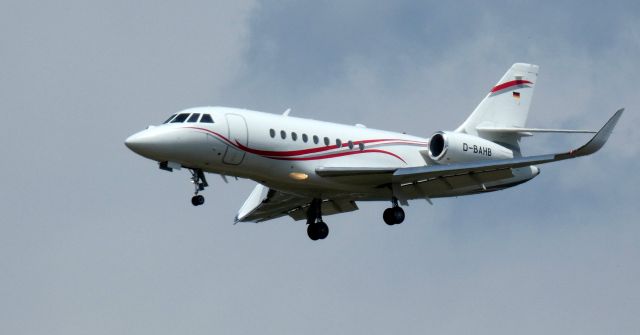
<box><xmin>125</xmin><ymin>63</ymin><xmax>623</xmax><ymax>240</ymax></box>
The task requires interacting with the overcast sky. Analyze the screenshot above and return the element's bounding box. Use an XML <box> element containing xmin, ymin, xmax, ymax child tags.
<box><xmin>1</xmin><ymin>1</ymin><xmax>639</xmax><ymax>334</ymax></box>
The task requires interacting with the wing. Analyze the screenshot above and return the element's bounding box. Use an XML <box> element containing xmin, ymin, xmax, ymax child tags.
<box><xmin>316</xmin><ymin>109</ymin><xmax>623</xmax><ymax>185</ymax></box>
<box><xmin>235</xmin><ymin>184</ymin><xmax>358</xmax><ymax>223</ymax></box>
<box><xmin>393</xmin><ymin>108</ymin><xmax>622</xmax><ymax>183</ymax></box>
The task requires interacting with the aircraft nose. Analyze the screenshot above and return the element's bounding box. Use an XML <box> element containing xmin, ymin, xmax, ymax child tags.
<box><xmin>124</xmin><ymin>132</ymin><xmax>145</xmax><ymax>153</ymax></box>
<box><xmin>125</xmin><ymin>129</ymin><xmax>160</xmax><ymax>157</ymax></box>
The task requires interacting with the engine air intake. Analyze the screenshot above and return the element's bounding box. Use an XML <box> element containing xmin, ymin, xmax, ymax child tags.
<box><xmin>429</xmin><ymin>132</ymin><xmax>446</xmax><ymax>159</ymax></box>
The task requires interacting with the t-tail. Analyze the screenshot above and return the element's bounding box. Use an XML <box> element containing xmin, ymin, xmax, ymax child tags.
<box><xmin>454</xmin><ymin>63</ymin><xmax>539</xmax><ymax>152</ymax></box>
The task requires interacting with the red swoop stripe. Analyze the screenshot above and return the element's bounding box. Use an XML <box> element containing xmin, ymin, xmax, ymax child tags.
<box><xmin>491</xmin><ymin>79</ymin><xmax>533</xmax><ymax>93</ymax></box>
<box><xmin>270</xmin><ymin>149</ymin><xmax>407</xmax><ymax>163</ymax></box>
<box><xmin>234</xmin><ymin>138</ymin><xmax>427</xmax><ymax>157</ymax></box>
<box><xmin>183</xmin><ymin>126</ymin><xmax>412</xmax><ymax>163</ymax></box>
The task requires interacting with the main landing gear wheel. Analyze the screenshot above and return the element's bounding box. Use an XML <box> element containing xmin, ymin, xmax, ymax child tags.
<box><xmin>383</xmin><ymin>198</ymin><xmax>405</xmax><ymax>225</ymax></box>
<box><xmin>189</xmin><ymin>168</ymin><xmax>209</xmax><ymax>206</ymax></box>
<box><xmin>306</xmin><ymin>198</ymin><xmax>329</xmax><ymax>240</ymax></box>
<box><xmin>307</xmin><ymin>222</ymin><xmax>329</xmax><ymax>240</ymax></box>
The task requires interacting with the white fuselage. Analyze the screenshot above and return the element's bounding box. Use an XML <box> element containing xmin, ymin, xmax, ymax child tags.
<box><xmin>125</xmin><ymin>106</ymin><xmax>537</xmax><ymax>201</ymax></box>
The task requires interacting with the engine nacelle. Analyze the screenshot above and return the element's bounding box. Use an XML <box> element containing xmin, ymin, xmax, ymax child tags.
<box><xmin>428</xmin><ymin>131</ymin><xmax>513</xmax><ymax>164</ymax></box>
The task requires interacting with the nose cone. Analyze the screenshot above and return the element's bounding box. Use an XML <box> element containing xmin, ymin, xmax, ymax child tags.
<box><xmin>125</xmin><ymin>131</ymin><xmax>149</xmax><ymax>155</ymax></box>
<box><xmin>125</xmin><ymin>129</ymin><xmax>167</xmax><ymax>159</ymax></box>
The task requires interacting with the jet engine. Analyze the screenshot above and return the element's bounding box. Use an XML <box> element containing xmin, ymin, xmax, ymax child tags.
<box><xmin>428</xmin><ymin>131</ymin><xmax>514</xmax><ymax>164</ymax></box>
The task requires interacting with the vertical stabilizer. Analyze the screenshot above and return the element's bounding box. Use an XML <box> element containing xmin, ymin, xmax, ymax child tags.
<box><xmin>455</xmin><ymin>63</ymin><xmax>539</xmax><ymax>147</ymax></box>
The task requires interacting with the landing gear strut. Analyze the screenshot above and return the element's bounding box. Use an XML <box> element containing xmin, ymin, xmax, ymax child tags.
<box><xmin>383</xmin><ymin>197</ymin><xmax>405</xmax><ymax>225</ymax></box>
<box><xmin>306</xmin><ymin>199</ymin><xmax>329</xmax><ymax>240</ymax></box>
<box><xmin>189</xmin><ymin>169</ymin><xmax>208</xmax><ymax>206</ymax></box>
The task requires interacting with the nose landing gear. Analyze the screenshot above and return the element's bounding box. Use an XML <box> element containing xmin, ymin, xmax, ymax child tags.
<box><xmin>189</xmin><ymin>168</ymin><xmax>208</xmax><ymax>206</ymax></box>
<box><xmin>191</xmin><ymin>194</ymin><xmax>205</xmax><ymax>206</ymax></box>
<box><xmin>306</xmin><ymin>199</ymin><xmax>329</xmax><ymax>240</ymax></box>
<box><xmin>383</xmin><ymin>198</ymin><xmax>405</xmax><ymax>225</ymax></box>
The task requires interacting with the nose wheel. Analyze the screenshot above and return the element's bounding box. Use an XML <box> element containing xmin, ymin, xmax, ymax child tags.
<box><xmin>383</xmin><ymin>198</ymin><xmax>405</xmax><ymax>225</ymax></box>
<box><xmin>191</xmin><ymin>195</ymin><xmax>205</xmax><ymax>206</ymax></box>
<box><xmin>306</xmin><ymin>199</ymin><xmax>329</xmax><ymax>240</ymax></box>
<box><xmin>189</xmin><ymin>169</ymin><xmax>208</xmax><ymax>206</ymax></box>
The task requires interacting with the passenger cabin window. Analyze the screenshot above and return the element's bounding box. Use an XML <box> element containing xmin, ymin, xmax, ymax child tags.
<box><xmin>336</xmin><ymin>139</ymin><xmax>342</xmax><ymax>148</ymax></box>
<box><xmin>187</xmin><ymin>113</ymin><xmax>200</xmax><ymax>123</ymax></box>
<box><xmin>302</xmin><ymin>134</ymin><xmax>308</xmax><ymax>143</ymax></box>
<box><xmin>324</xmin><ymin>137</ymin><xmax>330</xmax><ymax>146</ymax></box>
<box><xmin>291</xmin><ymin>132</ymin><xmax>298</xmax><ymax>141</ymax></box>
<box><xmin>348</xmin><ymin>140</ymin><xmax>354</xmax><ymax>149</ymax></box>
<box><xmin>163</xmin><ymin>114</ymin><xmax>177</xmax><ymax>124</ymax></box>
<box><xmin>280</xmin><ymin>130</ymin><xmax>286</xmax><ymax>139</ymax></box>
<box><xmin>171</xmin><ymin>113</ymin><xmax>190</xmax><ymax>123</ymax></box>
<box><xmin>200</xmin><ymin>114</ymin><xmax>214</xmax><ymax>123</ymax></box>
<box><xmin>269</xmin><ymin>129</ymin><xmax>276</xmax><ymax>138</ymax></box>
<box><xmin>313</xmin><ymin>135</ymin><xmax>319</xmax><ymax>144</ymax></box>
<box><xmin>359</xmin><ymin>142</ymin><xmax>365</xmax><ymax>151</ymax></box>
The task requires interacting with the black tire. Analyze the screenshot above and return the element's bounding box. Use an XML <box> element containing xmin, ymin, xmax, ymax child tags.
<box><xmin>383</xmin><ymin>208</ymin><xmax>395</xmax><ymax>225</ymax></box>
<box><xmin>317</xmin><ymin>222</ymin><xmax>329</xmax><ymax>239</ymax></box>
<box><xmin>392</xmin><ymin>206</ymin><xmax>405</xmax><ymax>224</ymax></box>
<box><xmin>191</xmin><ymin>195</ymin><xmax>205</xmax><ymax>206</ymax></box>
<box><xmin>307</xmin><ymin>224</ymin><xmax>319</xmax><ymax>240</ymax></box>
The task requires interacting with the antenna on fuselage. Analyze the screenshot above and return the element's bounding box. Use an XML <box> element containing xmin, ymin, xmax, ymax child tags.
<box><xmin>282</xmin><ymin>108</ymin><xmax>291</xmax><ymax>116</ymax></box>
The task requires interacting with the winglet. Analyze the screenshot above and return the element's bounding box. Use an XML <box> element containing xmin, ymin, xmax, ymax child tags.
<box><xmin>567</xmin><ymin>108</ymin><xmax>624</xmax><ymax>157</ymax></box>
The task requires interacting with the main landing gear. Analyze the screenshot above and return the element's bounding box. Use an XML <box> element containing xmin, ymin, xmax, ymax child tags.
<box><xmin>383</xmin><ymin>198</ymin><xmax>405</xmax><ymax>225</ymax></box>
<box><xmin>306</xmin><ymin>199</ymin><xmax>329</xmax><ymax>240</ymax></box>
<box><xmin>189</xmin><ymin>168</ymin><xmax>208</xmax><ymax>206</ymax></box>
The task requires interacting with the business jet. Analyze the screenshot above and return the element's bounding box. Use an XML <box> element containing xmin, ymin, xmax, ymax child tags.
<box><xmin>125</xmin><ymin>63</ymin><xmax>623</xmax><ymax>240</ymax></box>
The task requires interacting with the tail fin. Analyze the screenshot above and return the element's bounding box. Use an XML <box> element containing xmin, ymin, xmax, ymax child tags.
<box><xmin>455</xmin><ymin>63</ymin><xmax>539</xmax><ymax>148</ymax></box>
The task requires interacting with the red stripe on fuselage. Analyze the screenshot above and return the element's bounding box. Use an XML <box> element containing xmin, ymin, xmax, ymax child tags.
<box><xmin>270</xmin><ymin>149</ymin><xmax>407</xmax><ymax>163</ymax></box>
<box><xmin>234</xmin><ymin>138</ymin><xmax>427</xmax><ymax>157</ymax></box>
<box><xmin>182</xmin><ymin>126</ymin><xmax>419</xmax><ymax>163</ymax></box>
<box><xmin>491</xmin><ymin>79</ymin><xmax>533</xmax><ymax>93</ymax></box>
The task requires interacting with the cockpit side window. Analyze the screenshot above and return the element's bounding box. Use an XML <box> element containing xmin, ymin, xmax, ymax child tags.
<box><xmin>200</xmin><ymin>114</ymin><xmax>214</xmax><ymax>123</ymax></box>
<box><xmin>163</xmin><ymin>114</ymin><xmax>177</xmax><ymax>124</ymax></box>
<box><xmin>171</xmin><ymin>113</ymin><xmax>190</xmax><ymax>123</ymax></box>
<box><xmin>187</xmin><ymin>113</ymin><xmax>201</xmax><ymax>123</ymax></box>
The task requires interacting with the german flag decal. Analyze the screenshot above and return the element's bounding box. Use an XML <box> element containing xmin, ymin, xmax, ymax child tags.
<box><xmin>513</xmin><ymin>91</ymin><xmax>521</xmax><ymax>99</ymax></box>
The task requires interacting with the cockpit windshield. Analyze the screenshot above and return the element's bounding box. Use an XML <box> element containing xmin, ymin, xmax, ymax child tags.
<box><xmin>200</xmin><ymin>114</ymin><xmax>214</xmax><ymax>123</ymax></box>
<box><xmin>187</xmin><ymin>113</ymin><xmax>200</xmax><ymax>122</ymax></box>
<box><xmin>171</xmin><ymin>113</ymin><xmax>190</xmax><ymax>123</ymax></box>
<box><xmin>163</xmin><ymin>114</ymin><xmax>177</xmax><ymax>124</ymax></box>
<box><xmin>162</xmin><ymin>112</ymin><xmax>215</xmax><ymax>125</ymax></box>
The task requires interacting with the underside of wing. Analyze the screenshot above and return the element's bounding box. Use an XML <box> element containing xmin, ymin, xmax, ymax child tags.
<box><xmin>235</xmin><ymin>184</ymin><xmax>359</xmax><ymax>223</ymax></box>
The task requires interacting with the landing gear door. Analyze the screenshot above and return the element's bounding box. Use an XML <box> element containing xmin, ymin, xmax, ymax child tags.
<box><xmin>223</xmin><ymin>114</ymin><xmax>248</xmax><ymax>165</ymax></box>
